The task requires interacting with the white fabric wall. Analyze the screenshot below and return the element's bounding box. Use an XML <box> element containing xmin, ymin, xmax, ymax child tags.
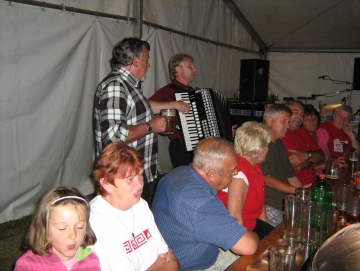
<box><xmin>0</xmin><ymin>2</ymin><xmax>133</xmax><ymax>222</ymax></box>
<box><xmin>0</xmin><ymin>0</ymin><xmax>259</xmax><ymax>222</ymax></box>
<box><xmin>268</xmin><ymin>52</ymin><xmax>360</xmax><ymax>110</ymax></box>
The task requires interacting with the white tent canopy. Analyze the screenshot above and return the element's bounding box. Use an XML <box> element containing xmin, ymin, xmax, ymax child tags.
<box><xmin>1</xmin><ymin>0</ymin><xmax>359</xmax><ymax>223</ymax></box>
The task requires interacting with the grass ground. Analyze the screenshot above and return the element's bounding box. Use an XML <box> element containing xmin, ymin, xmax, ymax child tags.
<box><xmin>0</xmin><ymin>215</ymin><xmax>31</xmax><ymax>271</ymax></box>
<box><xmin>0</xmin><ymin>177</ymin><xmax>162</xmax><ymax>271</ymax></box>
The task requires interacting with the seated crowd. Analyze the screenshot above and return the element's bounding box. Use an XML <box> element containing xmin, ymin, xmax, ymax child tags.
<box><xmin>14</xmin><ymin>99</ymin><xmax>359</xmax><ymax>270</ymax></box>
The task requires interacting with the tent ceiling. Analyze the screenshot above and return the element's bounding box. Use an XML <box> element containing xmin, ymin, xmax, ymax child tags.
<box><xmin>230</xmin><ymin>0</ymin><xmax>360</xmax><ymax>52</ymax></box>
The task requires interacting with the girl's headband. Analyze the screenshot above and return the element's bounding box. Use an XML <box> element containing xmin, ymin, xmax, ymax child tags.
<box><xmin>51</xmin><ymin>196</ymin><xmax>89</xmax><ymax>206</ymax></box>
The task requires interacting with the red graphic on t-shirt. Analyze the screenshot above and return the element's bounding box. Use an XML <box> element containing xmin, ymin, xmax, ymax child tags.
<box><xmin>123</xmin><ymin>228</ymin><xmax>152</xmax><ymax>253</ymax></box>
<box><xmin>143</xmin><ymin>229</ymin><xmax>152</xmax><ymax>239</ymax></box>
<box><xmin>131</xmin><ymin>238</ymin><xmax>139</xmax><ymax>250</ymax></box>
<box><xmin>123</xmin><ymin>240</ymin><xmax>132</xmax><ymax>253</ymax></box>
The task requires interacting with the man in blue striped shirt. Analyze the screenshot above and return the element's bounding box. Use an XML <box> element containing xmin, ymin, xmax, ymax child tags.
<box><xmin>152</xmin><ymin>137</ymin><xmax>259</xmax><ymax>270</ymax></box>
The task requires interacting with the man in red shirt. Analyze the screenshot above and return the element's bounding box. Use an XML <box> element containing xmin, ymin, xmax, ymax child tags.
<box><xmin>320</xmin><ymin>105</ymin><xmax>359</xmax><ymax>158</ymax></box>
<box><xmin>149</xmin><ymin>54</ymin><xmax>197</xmax><ymax>167</ymax></box>
<box><xmin>281</xmin><ymin>101</ymin><xmax>325</xmax><ymax>185</ymax></box>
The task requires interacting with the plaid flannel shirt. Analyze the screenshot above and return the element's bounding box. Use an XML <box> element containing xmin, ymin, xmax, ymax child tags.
<box><xmin>94</xmin><ymin>67</ymin><xmax>157</xmax><ymax>184</ymax></box>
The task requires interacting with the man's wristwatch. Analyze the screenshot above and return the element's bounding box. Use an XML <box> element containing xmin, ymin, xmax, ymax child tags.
<box><xmin>307</xmin><ymin>151</ymin><xmax>312</xmax><ymax>160</ymax></box>
<box><xmin>146</xmin><ymin>122</ymin><xmax>152</xmax><ymax>133</ymax></box>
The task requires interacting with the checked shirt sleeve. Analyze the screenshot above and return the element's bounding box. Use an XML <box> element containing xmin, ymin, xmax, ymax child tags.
<box><xmin>94</xmin><ymin>81</ymin><xmax>131</xmax><ymax>154</ymax></box>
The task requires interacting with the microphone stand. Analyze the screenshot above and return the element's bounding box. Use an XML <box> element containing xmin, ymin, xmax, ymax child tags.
<box><xmin>311</xmin><ymin>88</ymin><xmax>351</xmax><ymax>99</ymax></box>
<box><xmin>317</xmin><ymin>76</ymin><xmax>356</xmax><ymax>106</ymax></box>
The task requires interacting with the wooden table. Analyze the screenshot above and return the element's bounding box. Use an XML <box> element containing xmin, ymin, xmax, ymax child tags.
<box><xmin>225</xmin><ymin>223</ymin><xmax>284</xmax><ymax>271</ymax></box>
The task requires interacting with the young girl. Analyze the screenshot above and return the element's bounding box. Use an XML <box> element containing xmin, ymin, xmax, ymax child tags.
<box><xmin>14</xmin><ymin>186</ymin><xmax>100</xmax><ymax>271</ymax></box>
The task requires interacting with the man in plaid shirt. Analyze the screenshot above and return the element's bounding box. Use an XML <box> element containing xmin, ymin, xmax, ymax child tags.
<box><xmin>94</xmin><ymin>38</ymin><xmax>189</xmax><ymax>204</ymax></box>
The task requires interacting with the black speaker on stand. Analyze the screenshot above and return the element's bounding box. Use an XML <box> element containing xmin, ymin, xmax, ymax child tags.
<box><xmin>239</xmin><ymin>59</ymin><xmax>270</xmax><ymax>120</ymax></box>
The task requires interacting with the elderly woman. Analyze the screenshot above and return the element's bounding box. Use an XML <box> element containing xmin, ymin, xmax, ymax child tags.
<box><xmin>320</xmin><ymin>105</ymin><xmax>359</xmax><ymax>158</ymax></box>
<box><xmin>89</xmin><ymin>142</ymin><xmax>180</xmax><ymax>271</ymax></box>
<box><xmin>302</xmin><ymin>104</ymin><xmax>332</xmax><ymax>172</ymax></box>
<box><xmin>218</xmin><ymin>121</ymin><xmax>273</xmax><ymax>239</ymax></box>
<box><xmin>302</xmin><ymin>104</ymin><xmax>346</xmax><ymax>171</ymax></box>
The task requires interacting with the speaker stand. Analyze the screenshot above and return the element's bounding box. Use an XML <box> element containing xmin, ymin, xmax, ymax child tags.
<box><xmin>250</xmin><ymin>100</ymin><xmax>255</xmax><ymax>121</ymax></box>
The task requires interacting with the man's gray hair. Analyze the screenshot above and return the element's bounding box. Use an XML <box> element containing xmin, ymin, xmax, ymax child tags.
<box><xmin>111</xmin><ymin>38</ymin><xmax>150</xmax><ymax>69</ymax></box>
<box><xmin>282</xmin><ymin>100</ymin><xmax>305</xmax><ymax>108</ymax></box>
<box><xmin>333</xmin><ymin>105</ymin><xmax>352</xmax><ymax>117</ymax></box>
<box><xmin>193</xmin><ymin>137</ymin><xmax>235</xmax><ymax>175</ymax></box>
<box><xmin>263</xmin><ymin>104</ymin><xmax>292</xmax><ymax>124</ymax></box>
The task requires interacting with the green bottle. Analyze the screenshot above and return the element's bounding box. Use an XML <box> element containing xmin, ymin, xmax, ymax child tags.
<box><xmin>311</xmin><ymin>173</ymin><xmax>333</xmax><ymax>206</ymax></box>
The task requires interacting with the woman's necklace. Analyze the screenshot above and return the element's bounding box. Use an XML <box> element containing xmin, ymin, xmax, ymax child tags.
<box><xmin>113</xmin><ymin>206</ymin><xmax>136</xmax><ymax>238</ymax></box>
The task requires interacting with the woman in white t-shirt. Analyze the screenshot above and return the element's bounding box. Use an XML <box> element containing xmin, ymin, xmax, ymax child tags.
<box><xmin>90</xmin><ymin>142</ymin><xmax>180</xmax><ymax>271</ymax></box>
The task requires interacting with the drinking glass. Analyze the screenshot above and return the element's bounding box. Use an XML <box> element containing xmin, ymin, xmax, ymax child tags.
<box><xmin>336</xmin><ymin>183</ymin><xmax>351</xmax><ymax>219</ymax></box>
<box><xmin>283</xmin><ymin>195</ymin><xmax>300</xmax><ymax>242</ymax></box>
<box><xmin>348</xmin><ymin>151</ymin><xmax>359</xmax><ymax>177</ymax></box>
<box><xmin>301</xmin><ymin>201</ymin><xmax>319</xmax><ymax>245</ymax></box>
<box><xmin>295</xmin><ymin>187</ymin><xmax>311</xmax><ymax>202</ymax></box>
<box><xmin>318</xmin><ymin>205</ymin><xmax>338</xmax><ymax>246</ymax></box>
<box><xmin>160</xmin><ymin>109</ymin><xmax>177</xmax><ymax>135</ymax></box>
<box><xmin>347</xmin><ymin>197</ymin><xmax>360</xmax><ymax>224</ymax></box>
<box><xmin>325</xmin><ymin>162</ymin><xmax>339</xmax><ymax>187</ymax></box>
<box><xmin>269</xmin><ymin>245</ymin><xmax>296</xmax><ymax>271</ymax></box>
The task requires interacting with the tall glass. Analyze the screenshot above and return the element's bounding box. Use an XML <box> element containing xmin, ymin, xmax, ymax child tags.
<box><xmin>296</xmin><ymin>188</ymin><xmax>311</xmax><ymax>237</ymax></box>
<box><xmin>301</xmin><ymin>201</ymin><xmax>319</xmax><ymax>245</ymax></box>
<box><xmin>325</xmin><ymin>162</ymin><xmax>339</xmax><ymax>187</ymax></box>
<box><xmin>348</xmin><ymin>151</ymin><xmax>359</xmax><ymax>177</ymax></box>
<box><xmin>318</xmin><ymin>205</ymin><xmax>338</xmax><ymax>246</ymax></box>
<box><xmin>336</xmin><ymin>183</ymin><xmax>351</xmax><ymax>219</ymax></box>
<box><xmin>347</xmin><ymin>197</ymin><xmax>360</xmax><ymax>224</ymax></box>
<box><xmin>283</xmin><ymin>195</ymin><xmax>300</xmax><ymax>242</ymax></box>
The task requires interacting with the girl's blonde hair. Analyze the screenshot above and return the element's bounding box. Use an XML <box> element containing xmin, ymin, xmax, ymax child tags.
<box><xmin>25</xmin><ymin>186</ymin><xmax>96</xmax><ymax>256</ymax></box>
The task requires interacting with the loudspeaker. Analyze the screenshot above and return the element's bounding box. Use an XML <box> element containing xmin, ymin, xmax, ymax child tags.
<box><xmin>239</xmin><ymin>59</ymin><xmax>270</xmax><ymax>101</ymax></box>
<box><xmin>353</xmin><ymin>58</ymin><xmax>360</xmax><ymax>90</ymax></box>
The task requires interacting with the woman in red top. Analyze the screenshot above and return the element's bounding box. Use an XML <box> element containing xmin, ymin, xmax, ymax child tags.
<box><xmin>320</xmin><ymin>105</ymin><xmax>359</xmax><ymax>158</ymax></box>
<box><xmin>218</xmin><ymin>121</ymin><xmax>273</xmax><ymax>239</ymax></box>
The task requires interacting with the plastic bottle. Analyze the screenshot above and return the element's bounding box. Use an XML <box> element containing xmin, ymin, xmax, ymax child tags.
<box><xmin>311</xmin><ymin>173</ymin><xmax>333</xmax><ymax>206</ymax></box>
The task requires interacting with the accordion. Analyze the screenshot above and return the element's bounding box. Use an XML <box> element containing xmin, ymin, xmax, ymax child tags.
<box><xmin>174</xmin><ymin>88</ymin><xmax>232</xmax><ymax>151</ymax></box>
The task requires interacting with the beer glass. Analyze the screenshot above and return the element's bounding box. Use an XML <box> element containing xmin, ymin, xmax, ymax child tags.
<box><xmin>160</xmin><ymin>109</ymin><xmax>177</xmax><ymax>135</ymax></box>
<box><xmin>269</xmin><ymin>245</ymin><xmax>296</xmax><ymax>271</ymax></box>
<box><xmin>325</xmin><ymin>162</ymin><xmax>339</xmax><ymax>187</ymax></box>
<box><xmin>348</xmin><ymin>151</ymin><xmax>359</xmax><ymax>177</ymax></box>
<box><xmin>283</xmin><ymin>195</ymin><xmax>300</xmax><ymax>242</ymax></box>
<box><xmin>295</xmin><ymin>187</ymin><xmax>311</xmax><ymax>202</ymax></box>
<box><xmin>347</xmin><ymin>197</ymin><xmax>360</xmax><ymax>224</ymax></box>
<box><xmin>318</xmin><ymin>206</ymin><xmax>338</xmax><ymax>246</ymax></box>
<box><xmin>336</xmin><ymin>183</ymin><xmax>351</xmax><ymax>219</ymax></box>
<box><xmin>301</xmin><ymin>201</ymin><xmax>318</xmax><ymax>245</ymax></box>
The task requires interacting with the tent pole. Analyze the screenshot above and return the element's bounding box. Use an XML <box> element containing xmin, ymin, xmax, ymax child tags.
<box><xmin>133</xmin><ymin>0</ymin><xmax>143</xmax><ymax>39</ymax></box>
<box><xmin>5</xmin><ymin>0</ymin><xmax>135</xmax><ymax>23</ymax></box>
